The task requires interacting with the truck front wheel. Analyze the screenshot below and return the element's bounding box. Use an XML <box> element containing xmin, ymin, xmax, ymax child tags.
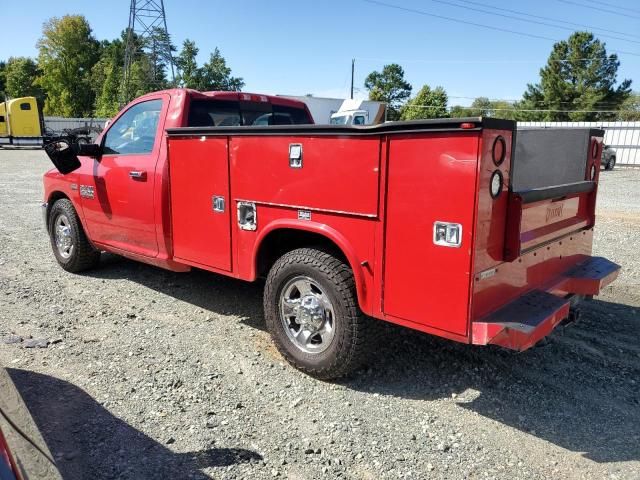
<box><xmin>48</xmin><ymin>199</ymin><xmax>100</xmax><ymax>273</ymax></box>
<box><xmin>264</xmin><ymin>248</ymin><xmax>371</xmax><ymax>380</ymax></box>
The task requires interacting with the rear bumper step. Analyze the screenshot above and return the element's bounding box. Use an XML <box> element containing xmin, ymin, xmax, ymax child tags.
<box><xmin>561</xmin><ymin>256</ymin><xmax>620</xmax><ymax>296</ymax></box>
<box><xmin>472</xmin><ymin>256</ymin><xmax>620</xmax><ymax>351</ymax></box>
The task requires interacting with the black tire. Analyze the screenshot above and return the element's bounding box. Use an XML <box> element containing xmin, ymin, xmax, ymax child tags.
<box><xmin>605</xmin><ymin>156</ymin><xmax>616</xmax><ymax>171</ymax></box>
<box><xmin>264</xmin><ymin>248</ymin><xmax>372</xmax><ymax>380</ymax></box>
<box><xmin>48</xmin><ymin>199</ymin><xmax>100</xmax><ymax>272</ymax></box>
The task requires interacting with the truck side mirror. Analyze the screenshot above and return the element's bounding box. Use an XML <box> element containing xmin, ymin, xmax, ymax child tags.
<box><xmin>44</xmin><ymin>140</ymin><xmax>81</xmax><ymax>174</ymax></box>
<box><xmin>73</xmin><ymin>142</ymin><xmax>102</xmax><ymax>158</ymax></box>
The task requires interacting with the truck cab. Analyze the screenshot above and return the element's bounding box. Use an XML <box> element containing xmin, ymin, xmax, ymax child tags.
<box><xmin>0</xmin><ymin>96</ymin><xmax>43</xmax><ymax>146</ymax></box>
<box><xmin>330</xmin><ymin>109</ymin><xmax>369</xmax><ymax>125</ymax></box>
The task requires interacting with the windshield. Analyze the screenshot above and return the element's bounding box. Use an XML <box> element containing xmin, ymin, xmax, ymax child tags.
<box><xmin>330</xmin><ymin>115</ymin><xmax>349</xmax><ymax>125</ymax></box>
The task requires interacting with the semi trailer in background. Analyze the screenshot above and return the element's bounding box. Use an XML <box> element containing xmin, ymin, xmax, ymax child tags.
<box><xmin>0</xmin><ymin>96</ymin><xmax>104</xmax><ymax>147</ymax></box>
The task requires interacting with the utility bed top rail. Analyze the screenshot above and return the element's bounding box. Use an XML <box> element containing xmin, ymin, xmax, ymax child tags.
<box><xmin>166</xmin><ymin>117</ymin><xmax>515</xmax><ymax>136</ymax></box>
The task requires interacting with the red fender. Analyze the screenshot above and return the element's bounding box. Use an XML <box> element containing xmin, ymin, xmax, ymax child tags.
<box><xmin>251</xmin><ymin>219</ymin><xmax>370</xmax><ymax>314</ymax></box>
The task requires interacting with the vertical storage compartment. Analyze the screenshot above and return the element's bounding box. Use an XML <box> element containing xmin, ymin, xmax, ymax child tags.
<box><xmin>168</xmin><ymin>136</ymin><xmax>232</xmax><ymax>271</ymax></box>
<box><xmin>382</xmin><ymin>132</ymin><xmax>481</xmax><ymax>336</ymax></box>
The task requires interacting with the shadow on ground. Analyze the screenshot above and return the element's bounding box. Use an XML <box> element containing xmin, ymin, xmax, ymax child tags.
<box><xmin>87</xmin><ymin>255</ymin><xmax>640</xmax><ymax>464</ymax></box>
<box><xmin>8</xmin><ymin>369</ymin><xmax>262</xmax><ymax>480</ymax></box>
<box><xmin>87</xmin><ymin>253</ymin><xmax>266</xmax><ymax>332</ymax></box>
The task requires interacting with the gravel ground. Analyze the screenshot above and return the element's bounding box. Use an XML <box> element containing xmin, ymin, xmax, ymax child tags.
<box><xmin>0</xmin><ymin>149</ymin><xmax>639</xmax><ymax>480</ymax></box>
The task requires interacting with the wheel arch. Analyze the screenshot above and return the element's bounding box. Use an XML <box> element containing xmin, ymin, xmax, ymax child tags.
<box><xmin>45</xmin><ymin>191</ymin><xmax>71</xmax><ymax>231</ymax></box>
<box><xmin>45</xmin><ymin>191</ymin><xmax>91</xmax><ymax>243</ymax></box>
<box><xmin>253</xmin><ymin>220</ymin><xmax>369</xmax><ymax>313</ymax></box>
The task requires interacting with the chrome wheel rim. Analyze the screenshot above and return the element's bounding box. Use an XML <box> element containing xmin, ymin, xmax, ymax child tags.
<box><xmin>279</xmin><ymin>275</ymin><xmax>336</xmax><ymax>354</ymax></box>
<box><xmin>54</xmin><ymin>214</ymin><xmax>74</xmax><ymax>259</ymax></box>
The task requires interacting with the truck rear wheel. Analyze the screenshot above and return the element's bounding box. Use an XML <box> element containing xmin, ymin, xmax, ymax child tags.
<box><xmin>605</xmin><ymin>156</ymin><xmax>616</xmax><ymax>170</ymax></box>
<box><xmin>264</xmin><ymin>248</ymin><xmax>371</xmax><ymax>380</ymax></box>
<box><xmin>48</xmin><ymin>199</ymin><xmax>100</xmax><ymax>273</ymax></box>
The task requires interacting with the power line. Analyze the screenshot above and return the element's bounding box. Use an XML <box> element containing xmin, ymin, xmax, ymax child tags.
<box><xmin>363</xmin><ymin>0</ymin><xmax>640</xmax><ymax>57</ymax></box>
<box><xmin>362</xmin><ymin>0</ymin><xmax>556</xmax><ymax>41</ymax></box>
<box><xmin>424</xmin><ymin>0</ymin><xmax>640</xmax><ymax>45</ymax></box>
<box><xmin>404</xmin><ymin>103</ymin><xmax>634</xmax><ymax>114</ymax></box>
<box><xmin>355</xmin><ymin>56</ymin><xmax>621</xmax><ymax>64</ymax></box>
<box><xmin>556</xmin><ymin>0</ymin><xmax>640</xmax><ymax>20</ymax></box>
<box><xmin>456</xmin><ymin>0</ymin><xmax>640</xmax><ymax>40</ymax></box>
<box><xmin>446</xmin><ymin>95</ymin><xmax>626</xmax><ymax>107</ymax></box>
<box><xmin>580</xmin><ymin>0</ymin><xmax>640</xmax><ymax>15</ymax></box>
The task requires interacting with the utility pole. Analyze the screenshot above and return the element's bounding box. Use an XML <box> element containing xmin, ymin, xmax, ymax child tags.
<box><xmin>350</xmin><ymin>58</ymin><xmax>355</xmax><ymax>100</ymax></box>
<box><xmin>122</xmin><ymin>0</ymin><xmax>176</xmax><ymax>104</ymax></box>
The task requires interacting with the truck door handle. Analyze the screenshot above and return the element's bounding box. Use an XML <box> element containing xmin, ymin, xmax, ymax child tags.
<box><xmin>129</xmin><ymin>170</ymin><xmax>147</xmax><ymax>180</ymax></box>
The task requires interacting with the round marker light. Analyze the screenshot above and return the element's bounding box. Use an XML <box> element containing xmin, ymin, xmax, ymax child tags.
<box><xmin>492</xmin><ymin>136</ymin><xmax>506</xmax><ymax>166</ymax></box>
<box><xmin>490</xmin><ymin>170</ymin><xmax>503</xmax><ymax>198</ymax></box>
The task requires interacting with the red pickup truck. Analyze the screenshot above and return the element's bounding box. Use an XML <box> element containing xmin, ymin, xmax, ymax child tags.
<box><xmin>42</xmin><ymin>88</ymin><xmax>620</xmax><ymax>379</ymax></box>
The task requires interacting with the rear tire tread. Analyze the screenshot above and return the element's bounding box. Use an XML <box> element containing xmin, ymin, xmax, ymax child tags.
<box><xmin>264</xmin><ymin>247</ymin><xmax>375</xmax><ymax>380</ymax></box>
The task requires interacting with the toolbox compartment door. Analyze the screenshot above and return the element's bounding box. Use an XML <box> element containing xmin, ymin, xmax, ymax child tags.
<box><xmin>231</xmin><ymin>136</ymin><xmax>380</xmax><ymax>216</ymax></box>
<box><xmin>169</xmin><ymin>136</ymin><xmax>232</xmax><ymax>271</ymax></box>
<box><xmin>382</xmin><ymin>132</ymin><xmax>480</xmax><ymax>336</ymax></box>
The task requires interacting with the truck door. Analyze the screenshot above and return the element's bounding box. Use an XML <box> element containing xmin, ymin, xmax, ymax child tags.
<box><xmin>80</xmin><ymin>96</ymin><xmax>167</xmax><ymax>257</ymax></box>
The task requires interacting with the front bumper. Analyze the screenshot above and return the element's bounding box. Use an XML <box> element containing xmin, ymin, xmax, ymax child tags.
<box><xmin>472</xmin><ymin>256</ymin><xmax>620</xmax><ymax>351</ymax></box>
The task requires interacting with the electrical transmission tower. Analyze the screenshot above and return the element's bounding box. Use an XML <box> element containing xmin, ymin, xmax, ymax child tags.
<box><xmin>122</xmin><ymin>0</ymin><xmax>175</xmax><ymax>103</ymax></box>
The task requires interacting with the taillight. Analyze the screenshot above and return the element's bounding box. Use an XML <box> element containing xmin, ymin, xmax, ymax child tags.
<box><xmin>490</xmin><ymin>170</ymin><xmax>503</xmax><ymax>198</ymax></box>
<box><xmin>492</xmin><ymin>136</ymin><xmax>506</xmax><ymax>166</ymax></box>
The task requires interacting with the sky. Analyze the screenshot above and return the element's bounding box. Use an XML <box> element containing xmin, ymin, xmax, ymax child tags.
<box><xmin>2</xmin><ymin>0</ymin><xmax>639</xmax><ymax>107</ymax></box>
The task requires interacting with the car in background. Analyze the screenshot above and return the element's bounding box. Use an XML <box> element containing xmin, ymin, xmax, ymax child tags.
<box><xmin>602</xmin><ymin>144</ymin><xmax>616</xmax><ymax>170</ymax></box>
<box><xmin>0</xmin><ymin>368</ymin><xmax>62</xmax><ymax>480</ymax></box>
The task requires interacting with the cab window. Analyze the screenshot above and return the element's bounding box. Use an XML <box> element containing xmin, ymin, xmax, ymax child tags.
<box><xmin>20</xmin><ymin>102</ymin><xmax>31</xmax><ymax>111</ymax></box>
<box><xmin>187</xmin><ymin>99</ymin><xmax>312</xmax><ymax>127</ymax></box>
<box><xmin>353</xmin><ymin>115</ymin><xmax>366</xmax><ymax>125</ymax></box>
<box><xmin>103</xmin><ymin>100</ymin><xmax>162</xmax><ymax>155</ymax></box>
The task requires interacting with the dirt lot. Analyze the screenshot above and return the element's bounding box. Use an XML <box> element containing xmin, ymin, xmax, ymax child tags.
<box><xmin>0</xmin><ymin>149</ymin><xmax>639</xmax><ymax>480</ymax></box>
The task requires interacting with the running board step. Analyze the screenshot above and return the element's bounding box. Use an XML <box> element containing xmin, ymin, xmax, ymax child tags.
<box><xmin>562</xmin><ymin>256</ymin><xmax>620</xmax><ymax>296</ymax></box>
<box><xmin>472</xmin><ymin>290</ymin><xmax>570</xmax><ymax>351</ymax></box>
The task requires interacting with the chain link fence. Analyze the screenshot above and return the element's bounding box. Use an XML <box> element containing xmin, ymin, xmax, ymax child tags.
<box><xmin>43</xmin><ymin>117</ymin><xmax>108</xmax><ymax>140</ymax></box>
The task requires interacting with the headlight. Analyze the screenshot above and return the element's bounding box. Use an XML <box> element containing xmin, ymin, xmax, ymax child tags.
<box><xmin>490</xmin><ymin>170</ymin><xmax>503</xmax><ymax>198</ymax></box>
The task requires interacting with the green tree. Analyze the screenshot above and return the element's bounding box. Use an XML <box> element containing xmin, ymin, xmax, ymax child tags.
<box><xmin>92</xmin><ymin>38</ymin><xmax>125</xmax><ymax>116</ymax></box>
<box><xmin>145</xmin><ymin>26</ymin><xmax>176</xmax><ymax>89</ymax></box>
<box><xmin>176</xmin><ymin>39</ymin><xmax>202</xmax><ymax>89</ymax></box>
<box><xmin>199</xmin><ymin>48</ymin><xmax>244</xmax><ymax>91</ymax></box>
<box><xmin>450</xmin><ymin>98</ymin><xmax>524</xmax><ymax>120</ymax></box>
<box><xmin>0</xmin><ymin>61</ymin><xmax>6</xmax><ymax>98</ymax></box>
<box><xmin>36</xmin><ymin>15</ymin><xmax>100</xmax><ymax>116</ymax></box>
<box><xmin>618</xmin><ymin>93</ymin><xmax>640</xmax><ymax>121</ymax></box>
<box><xmin>401</xmin><ymin>85</ymin><xmax>448</xmax><ymax>120</ymax></box>
<box><xmin>5</xmin><ymin>57</ymin><xmax>42</xmax><ymax>100</ymax></box>
<box><xmin>364</xmin><ymin>64</ymin><xmax>411</xmax><ymax>120</ymax></box>
<box><xmin>467</xmin><ymin>97</ymin><xmax>492</xmax><ymax>116</ymax></box>
<box><xmin>449</xmin><ymin>105</ymin><xmax>471</xmax><ymax>118</ymax></box>
<box><xmin>521</xmin><ymin>31</ymin><xmax>632</xmax><ymax>121</ymax></box>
